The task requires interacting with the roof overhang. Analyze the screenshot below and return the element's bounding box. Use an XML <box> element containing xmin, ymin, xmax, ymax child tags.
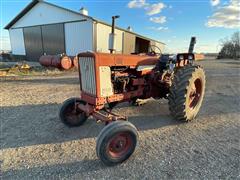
<box><xmin>4</xmin><ymin>0</ymin><xmax>40</xmax><ymax>29</ymax></box>
<box><xmin>4</xmin><ymin>0</ymin><xmax>165</xmax><ymax>45</ymax></box>
<box><xmin>95</xmin><ymin>20</ymin><xmax>165</xmax><ymax>45</ymax></box>
<box><xmin>4</xmin><ymin>0</ymin><xmax>93</xmax><ymax>30</ymax></box>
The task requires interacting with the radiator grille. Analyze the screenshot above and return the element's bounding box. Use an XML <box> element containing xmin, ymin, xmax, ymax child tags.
<box><xmin>79</xmin><ymin>57</ymin><xmax>96</xmax><ymax>95</ymax></box>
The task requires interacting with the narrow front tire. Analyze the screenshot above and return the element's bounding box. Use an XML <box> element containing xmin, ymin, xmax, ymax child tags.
<box><xmin>59</xmin><ymin>98</ymin><xmax>88</xmax><ymax>127</ymax></box>
<box><xmin>96</xmin><ymin>121</ymin><xmax>138</xmax><ymax>166</ymax></box>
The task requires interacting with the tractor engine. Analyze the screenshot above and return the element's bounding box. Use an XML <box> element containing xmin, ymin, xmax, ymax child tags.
<box><xmin>78</xmin><ymin>52</ymin><xmax>159</xmax><ymax>108</ymax></box>
<box><xmin>110</xmin><ymin>65</ymin><xmax>154</xmax><ymax>95</ymax></box>
<box><xmin>111</xmin><ymin>66</ymin><xmax>133</xmax><ymax>93</ymax></box>
<box><xmin>77</xmin><ymin>52</ymin><xmax>195</xmax><ymax>110</ymax></box>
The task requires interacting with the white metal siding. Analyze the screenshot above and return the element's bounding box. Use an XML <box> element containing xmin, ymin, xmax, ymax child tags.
<box><xmin>9</xmin><ymin>29</ymin><xmax>26</xmax><ymax>55</ymax></box>
<box><xmin>12</xmin><ymin>2</ymin><xmax>88</xmax><ymax>28</ymax></box>
<box><xmin>155</xmin><ymin>42</ymin><xmax>165</xmax><ymax>53</ymax></box>
<box><xmin>96</xmin><ymin>23</ymin><xmax>123</xmax><ymax>54</ymax></box>
<box><xmin>79</xmin><ymin>57</ymin><xmax>96</xmax><ymax>95</ymax></box>
<box><xmin>65</xmin><ymin>21</ymin><xmax>93</xmax><ymax>56</ymax></box>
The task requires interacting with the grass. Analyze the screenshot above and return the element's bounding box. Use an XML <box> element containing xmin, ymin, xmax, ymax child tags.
<box><xmin>0</xmin><ymin>62</ymin><xmax>77</xmax><ymax>77</ymax></box>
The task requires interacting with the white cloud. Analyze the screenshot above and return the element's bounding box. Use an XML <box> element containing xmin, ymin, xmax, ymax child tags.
<box><xmin>145</xmin><ymin>2</ymin><xmax>165</xmax><ymax>15</ymax></box>
<box><xmin>206</xmin><ymin>0</ymin><xmax>240</xmax><ymax>28</ymax></box>
<box><xmin>149</xmin><ymin>16</ymin><xmax>166</xmax><ymax>24</ymax></box>
<box><xmin>211</xmin><ymin>0</ymin><xmax>220</xmax><ymax>6</ymax></box>
<box><xmin>127</xmin><ymin>1</ymin><xmax>166</xmax><ymax>16</ymax></box>
<box><xmin>128</xmin><ymin>0</ymin><xmax>147</xmax><ymax>8</ymax></box>
<box><xmin>148</xmin><ymin>26</ymin><xmax>168</xmax><ymax>31</ymax></box>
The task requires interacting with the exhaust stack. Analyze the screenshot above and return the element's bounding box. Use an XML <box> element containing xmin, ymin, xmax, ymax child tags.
<box><xmin>188</xmin><ymin>37</ymin><xmax>196</xmax><ymax>53</ymax></box>
<box><xmin>109</xmin><ymin>15</ymin><xmax>120</xmax><ymax>54</ymax></box>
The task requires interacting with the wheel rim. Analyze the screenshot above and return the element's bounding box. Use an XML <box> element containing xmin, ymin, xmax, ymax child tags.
<box><xmin>107</xmin><ymin>132</ymin><xmax>133</xmax><ymax>159</ymax></box>
<box><xmin>64</xmin><ymin>103</ymin><xmax>84</xmax><ymax>124</ymax></box>
<box><xmin>189</xmin><ymin>78</ymin><xmax>202</xmax><ymax>109</ymax></box>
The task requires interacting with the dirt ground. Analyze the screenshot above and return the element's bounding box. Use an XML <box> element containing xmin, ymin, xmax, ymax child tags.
<box><xmin>1</xmin><ymin>58</ymin><xmax>240</xmax><ymax>179</ymax></box>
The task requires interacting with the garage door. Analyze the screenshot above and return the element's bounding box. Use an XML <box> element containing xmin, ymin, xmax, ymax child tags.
<box><xmin>23</xmin><ymin>24</ymin><xmax>65</xmax><ymax>61</ymax></box>
<box><xmin>23</xmin><ymin>26</ymin><xmax>43</xmax><ymax>61</ymax></box>
<box><xmin>41</xmin><ymin>24</ymin><xmax>65</xmax><ymax>55</ymax></box>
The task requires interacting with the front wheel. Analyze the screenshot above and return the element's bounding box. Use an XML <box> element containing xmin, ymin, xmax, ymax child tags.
<box><xmin>59</xmin><ymin>98</ymin><xmax>88</xmax><ymax>127</ymax></box>
<box><xmin>168</xmin><ymin>65</ymin><xmax>206</xmax><ymax>122</ymax></box>
<box><xmin>96</xmin><ymin>121</ymin><xmax>138</xmax><ymax>166</ymax></box>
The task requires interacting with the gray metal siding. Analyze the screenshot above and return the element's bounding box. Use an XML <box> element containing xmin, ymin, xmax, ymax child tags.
<box><xmin>42</xmin><ymin>23</ymin><xmax>65</xmax><ymax>55</ymax></box>
<box><xmin>23</xmin><ymin>24</ymin><xmax>65</xmax><ymax>61</ymax></box>
<box><xmin>23</xmin><ymin>26</ymin><xmax>43</xmax><ymax>61</ymax></box>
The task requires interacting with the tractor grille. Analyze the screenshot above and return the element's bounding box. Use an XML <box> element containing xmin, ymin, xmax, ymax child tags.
<box><xmin>79</xmin><ymin>57</ymin><xmax>96</xmax><ymax>95</ymax></box>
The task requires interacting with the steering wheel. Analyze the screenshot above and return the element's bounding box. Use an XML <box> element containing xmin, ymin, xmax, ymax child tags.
<box><xmin>149</xmin><ymin>44</ymin><xmax>162</xmax><ymax>56</ymax></box>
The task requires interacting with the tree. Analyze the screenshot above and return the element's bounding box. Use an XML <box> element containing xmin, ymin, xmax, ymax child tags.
<box><xmin>218</xmin><ymin>31</ymin><xmax>240</xmax><ymax>59</ymax></box>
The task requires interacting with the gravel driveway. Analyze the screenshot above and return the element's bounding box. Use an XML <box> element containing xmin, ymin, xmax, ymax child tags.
<box><xmin>1</xmin><ymin>58</ymin><xmax>240</xmax><ymax>179</ymax></box>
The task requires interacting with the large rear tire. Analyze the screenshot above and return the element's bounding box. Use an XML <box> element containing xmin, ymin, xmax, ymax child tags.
<box><xmin>96</xmin><ymin>121</ymin><xmax>138</xmax><ymax>166</ymax></box>
<box><xmin>59</xmin><ymin>98</ymin><xmax>88</xmax><ymax>127</ymax></box>
<box><xmin>168</xmin><ymin>65</ymin><xmax>206</xmax><ymax>122</ymax></box>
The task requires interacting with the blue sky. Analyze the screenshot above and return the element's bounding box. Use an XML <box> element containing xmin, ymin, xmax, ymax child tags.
<box><xmin>0</xmin><ymin>0</ymin><xmax>239</xmax><ymax>53</ymax></box>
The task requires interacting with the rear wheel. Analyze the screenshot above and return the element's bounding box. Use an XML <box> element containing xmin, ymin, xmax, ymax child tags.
<box><xmin>59</xmin><ymin>98</ymin><xmax>88</xmax><ymax>127</ymax></box>
<box><xmin>168</xmin><ymin>65</ymin><xmax>206</xmax><ymax>121</ymax></box>
<box><xmin>96</xmin><ymin>121</ymin><xmax>138</xmax><ymax>166</ymax></box>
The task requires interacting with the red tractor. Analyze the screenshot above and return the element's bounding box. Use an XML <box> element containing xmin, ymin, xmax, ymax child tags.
<box><xmin>59</xmin><ymin>49</ymin><xmax>206</xmax><ymax>166</ymax></box>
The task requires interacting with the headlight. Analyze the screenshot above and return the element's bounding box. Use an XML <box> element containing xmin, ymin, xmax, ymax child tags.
<box><xmin>179</xmin><ymin>55</ymin><xmax>184</xmax><ymax>60</ymax></box>
<box><xmin>188</xmin><ymin>55</ymin><xmax>193</xmax><ymax>60</ymax></box>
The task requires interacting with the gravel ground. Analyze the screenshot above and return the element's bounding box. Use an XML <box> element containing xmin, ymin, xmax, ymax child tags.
<box><xmin>1</xmin><ymin>58</ymin><xmax>240</xmax><ymax>179</ymax></box>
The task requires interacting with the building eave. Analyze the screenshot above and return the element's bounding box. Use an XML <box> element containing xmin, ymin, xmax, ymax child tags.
<box><xmin>95</xmin><ymin>20</ymin><xmax>165</xmax><ymax>45</ymax></box>
<box><xmin>4</xmin><ymin>0</ymin><xmax>94</xmax><ymax>30</ymax></box>
<box><xmin>4</xmin><ymin>0</ymin><xmax>165</xmax><ymax>45</ymax></box>
<box><xmin>4</xmin><ymin>0</ymin><xmax>40</xmax><ymax>29</ymax></box>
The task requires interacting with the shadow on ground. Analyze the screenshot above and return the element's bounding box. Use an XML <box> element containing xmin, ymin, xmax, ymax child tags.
<box><xmin>1</xmin><ymin>91</ymin><xmax>239</xmax><ymax>150</ymax></box>
<box><xmin>2</xmin><ymin>159</ymin><xmax>106</xmax><ymax>179</ymax></box>
<box><xmin>1</xmin><ymin>101</ymin><xmax>178</xmax><ymax>149</ymax></box>
<box><xmin>1</xmin><ymin>77</ymin><xmax>80</xmax><ymax>85</ymax></box>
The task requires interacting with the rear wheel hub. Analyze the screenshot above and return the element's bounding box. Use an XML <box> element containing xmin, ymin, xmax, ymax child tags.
<box><xmin>189</xmin><ymin>78</ymin><xmax>202</xmax><ymax>109</ymax></box>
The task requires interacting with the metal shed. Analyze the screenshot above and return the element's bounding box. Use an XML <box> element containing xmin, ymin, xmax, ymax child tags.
<box><xmin>5</xmin><ymin>0</ymin><xmax>165</xmax><ymax>61</ymax></box>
